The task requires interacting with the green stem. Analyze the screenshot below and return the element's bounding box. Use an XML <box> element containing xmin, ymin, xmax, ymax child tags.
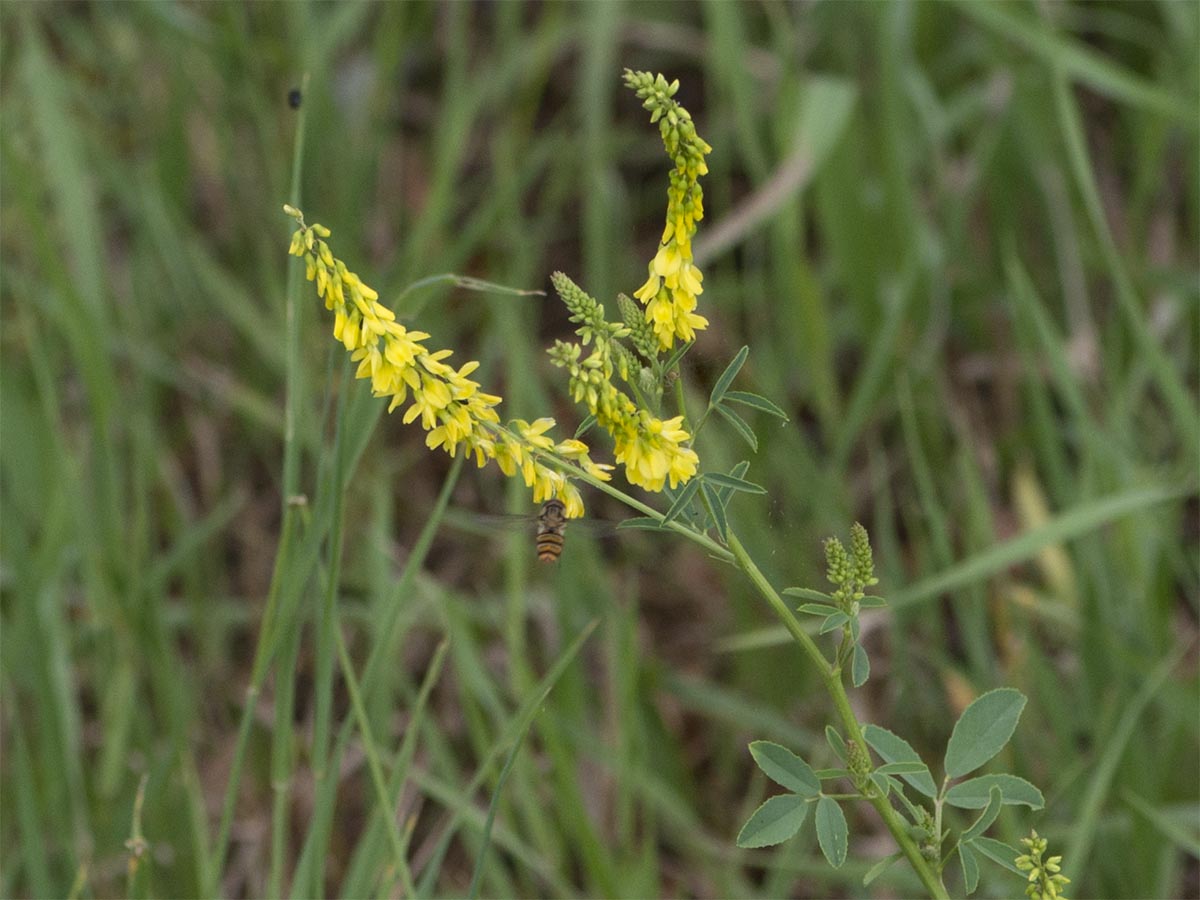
<box><xmin>208</xmin><ymin>71</ymin><xmax>311</xmax><ymax>898</ymax></box>
<box><xmin>507</xmin><ymin>404</ymin><xmax>944</xmax><ymax>895</ymax></box>
<box><xmin>672</xmin><ymin>368</ymin><xmax>690</xmax><ymax>431</ymax></box>
<box><xmin>726</xmin><ymin>532</ymin><xmax>949</xmax><ymax>900</ymax></box>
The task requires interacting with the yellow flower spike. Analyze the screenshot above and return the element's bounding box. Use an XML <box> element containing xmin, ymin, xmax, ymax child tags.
<box><xmin>287</xmin><ymin>210</ymin><xmax>599</xmax><ymax>516</ymax></box>
<box><xmin>624</xmin><ymin>70</ymin><xmax>712</xmax><ymax>350</ymax></box>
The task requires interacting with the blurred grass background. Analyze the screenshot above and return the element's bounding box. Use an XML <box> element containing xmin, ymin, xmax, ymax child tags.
<box><xmin>2</xmin><ymin>2</ymin><xmax>1197</xmax><ymax>898</ymax></box>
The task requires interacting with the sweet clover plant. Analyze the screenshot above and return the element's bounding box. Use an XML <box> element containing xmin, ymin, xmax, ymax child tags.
<box><xmin>283</xmin><ymin>70</ymin><xmax>1061</xmax><ymax>899</ymax></box>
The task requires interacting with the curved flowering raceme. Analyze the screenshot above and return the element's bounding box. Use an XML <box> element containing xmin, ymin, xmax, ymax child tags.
<box><xmin>283</xmin><ymin>206</ymin><xmax>603</xmax><ymax>517</ymax></box>
<box><xmin>625</xmin><ymin>69</ymin><xmax>712</xmax><ymax>351</ymax></box>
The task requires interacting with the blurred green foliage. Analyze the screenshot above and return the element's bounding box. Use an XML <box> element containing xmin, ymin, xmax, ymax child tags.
<box><xmin>1</xmin><ymin>2</ymin><xmax>1196</xmax><ymax>898</ymax></box>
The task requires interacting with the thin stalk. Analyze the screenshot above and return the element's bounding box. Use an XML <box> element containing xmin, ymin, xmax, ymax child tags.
<box><xmin>334</xmin><ymin>626</ymin><xmax>416</xmax><ymax>896</ymax></box>
<box><xmin>726</xmin><ymin>532</ymin><xmax>949</xmax><ymax>900</ymax></box>
<box><xmin>672</xmin><ymin>370</ymin><xmax>691</xmax><ymax>431</ymax></box>
<box><xmin>208</xmin><ymin>71</ymin><xmax>310</xmax><ymax>897</ymax></box>
<box><xmin>268</xmin><ymin>626</ymin><xmax>301</xmax><ymax>898</ymax></box>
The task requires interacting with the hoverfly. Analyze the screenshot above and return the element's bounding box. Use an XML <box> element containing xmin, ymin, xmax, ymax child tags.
<box><xmin>534</xmin><ymin>498</ymin><xmax>568</xmax><ymax>563</ymax></box>
<box><xmin>447</xmin><ymin>500</ymin><xmax>616</xmax><ymax>563</ymax></box>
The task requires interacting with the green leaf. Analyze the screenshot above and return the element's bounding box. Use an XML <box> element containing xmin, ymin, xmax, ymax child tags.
<box><xmin>824</xmin><ymin>726</ymin><xmax>846</xmax><ymax>761</ymax></box>
<box><xmin>819</xmin><ymin>612</ymin><xmax>849</xmax><ymax>634</ymax></box>
<box><xmin>815</xmin><ymin>796</ymin><xmax>848</xmax><ymax>868</ymax></box>
<box><xmin>858</xmin><ymin>595</ymin><xmax>887</xmax><ymax>608</ymax></box>
<box><xmin>574</xmin><ymin>413</ymin><xmax>596</xmax><ymax>439</ymax></box>
<box><xmin>944</xmin><ymin>688</ymin><xmax>1027</xmax><ymax>779</ymax></box>
<box><xmin>727</xmin><ymin>460</ymin><xmax>751</xmax><ymax>479</ymax></box>
<box><xmin>868</xmin><ymin>772</ymin><xmax>891</xmax><ymax>797</ymax></box>
<box><xmin>701</xmin><ymin>482</ymin><xmax>728</xmax><ymax>541</ymax></box>
<box><xmin>723</xmin><ymin>390</ymin><xmax>789</xmax><ymax>420</ymax></box>
<box><xmin>863</xmin><ymin>851</ymin><xmax>903</xmax><ymax>887</ymax></box>
<box><xmin>959</xmin><ymin>840</ymin><xmax>980</xmax><ymax>895</ymax></box>
<box><xmin>783</xmin><ymin>587</ymin><xmax>833</xmax><ymax>603</ymax></box>
<box><xmin>968</xmin><ymin>837</ymin><xmax>1023</xmax><ymax>875</ymax></box>
<box><xmin>735</xmin><ymin>794</ymin><xmax>809</xmax><ymax>849</ymax></box>
<box><xmin>875</xmin><ymin>762</ymin><xmax>929</xmax><ymax>776</ymax></box>
<box><xmin>946</xmin><ymin>774</ymin><xmax>1045</xmax><ymax>810</ymax></box>
<box><xmin>712</xmin><ymin>462</ymin><xmax>752</xmax><ymax>508</ymax></box>
<box><xmin>714</xmin><ymin>403</ymin><xmax>758</xmax><ymax>452</ymax></box>
<box><xmin>961</xmin><ymin>787</ymin><xmax>1004</xmax><ymax>842</ymax></box>
<box><xmin>661</xmin><ymin>478</ymin><xmax>702</xmax><ymax>527</ymax></box>
<box><xmin>709</xmin><ymin>345</ymin><xmax>749</xmax><ymax>406</ymax></box>
<box><xmin>862</xmin><ymin>725</ymin><xmax>937</xmax><ymax>798</ymax></box>
<box><xmin>796</xmin><ymin>603</ymin><xmax>842</xmax><ymax>618</ymax></box>
<box><xmin>891</xmin><ymin>785</ymin><xmax>926</xmax><ymax>823</ymax></box>
<box><xmin>851</xmin><ymin>644</ymin><xmax>870</xmax><ymax>687</ymax></box>
<box><xmin>748</xmin><ymin>742</ymin><xmax>820</xmax><ymax>798</ymax></box>
<box><xmin>702</xmin><ymin>472</ymin><xmax>767</xmax><ymax>494</ymax></box>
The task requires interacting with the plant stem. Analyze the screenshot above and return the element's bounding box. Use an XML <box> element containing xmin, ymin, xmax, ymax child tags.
<box><xmin>208</xmin><ymin>71</ymin><xmax>311</xmax><ymax>898</ymax></box>
<box><xmin>725</xmin><ymin>532</ymin><xmax>949</xmax><ymax>900</ymax></box>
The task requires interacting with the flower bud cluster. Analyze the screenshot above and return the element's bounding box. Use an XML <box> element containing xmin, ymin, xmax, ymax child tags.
<box><xmin>617</xmin><ymin>292</ymin><xmax>660</xmax><ymax>363</ymax></box>
<box><xmin>824</xmin><ymin>523</ymin><xmax>880</xmax><ymax>610</ymax></box>
<box><xmin>1017</xmin><ymin>830</ymin><xmax>1070</xmax><ymax>900</ymax></box>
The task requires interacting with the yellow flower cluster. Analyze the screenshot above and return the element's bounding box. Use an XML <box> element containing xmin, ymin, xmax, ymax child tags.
<box><xmin>625</xmin><ymin>70</ymin><xmax>712</xmax><ymax>351</ymax></box>
<box><xmin>284</xmin><ymin>207</ymin><xmax>607</xmax><ymax>517</ymax></box>
<box><xmin>551</xmin><ymin>340</ymin><xmax>698</xmax><ymax>493</ymax></box>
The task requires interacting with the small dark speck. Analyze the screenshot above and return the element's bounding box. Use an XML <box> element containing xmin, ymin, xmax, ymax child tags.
<box><xmin>288</xmin><ymin>88</ymin><xmax>302</xmax><ymax>109</ymax></box>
